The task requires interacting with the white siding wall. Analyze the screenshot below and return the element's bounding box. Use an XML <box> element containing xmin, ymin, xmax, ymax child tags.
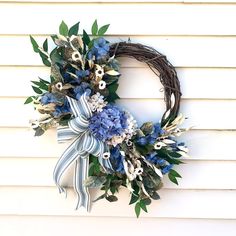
<box><xmin>0</xmin><ymin>1</ymin><xmax>236</xmax><ymax>235</ymax></box>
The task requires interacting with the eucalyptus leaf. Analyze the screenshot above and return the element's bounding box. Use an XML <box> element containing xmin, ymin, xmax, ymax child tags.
<box><xmin>140</xmin><ymin>199</ymin><xmax>148</xmax><ymax>213</ymax></box>
<box><xmin>59</xmin><ymin>20</ymin><xmax>69</xmax><ymax>36</ymax></box>
<box><xmin>129</xmin><ymin>193</ymin><xmax>139</xmax><ymax>205</ymax></box>
<box><xmin>150</xmin><ymin>191</ymin><xmax>160</xmax><ymax>200</ymax></box>
<box><xmin>93</xmin><ymin>194</ymin><xmax>106</xmax><ymax>202</ymax></box>
<box><xmin>106</xmin><ymin>195</ymin><xmax>118</xmax><ymax>202</ymax></box>
<box><xmin>168</xmin><ymin>173</ymin><xmax>179</xmax><ymax>185</ymax></box>
<box><xmin>24</xmin><ymin>96</ymin><xmax>33</xmax><ymax>104</ymax></box>
<box><xmin>98</xmin><ymin>24</ymin><xmax>110</xmax><ymax>36</ymax></box>
<box><xmin>30</xmin><ymin>35</ymin><xmax>40</xmax><ymax>53</ymax></box>
<box><xmin>135</xmin><ymin>202</ymin><xmax>141</xmax><ymax>218</ymax></box>
<box><xmin>91</xmin><ymin>19</ymin><xmax>98</xmax><ymax>35</ymax></box>
<box><xmin>34</xmin><ymin>127</ymin><xmax>45</xmax><ymax>136</ymax></box>
<box><xmin>82</xmin><ymin>30</ymin><xmax>91</xmax><ymax>46</ymax></box>
<box><xmin>32</xmin><ymin>86</ymin><xmax>43</xmax><ymax>94</ymax></box>
<box><xmin>43</xmin><ymin>38</ymin><xmax>48</xmax><ymax>52</ymax></box>
<box><xmin>169</xmin><ymin>169</ymin><xmax>182</xmax><ymax>178</ymax></box>
<box><xmin>68</xmin><ymin>21</ymin><xmax>80</xmax><ymax>37</ymax></box>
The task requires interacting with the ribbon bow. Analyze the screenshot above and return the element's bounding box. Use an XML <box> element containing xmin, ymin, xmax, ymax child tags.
<box><xmin>53</xmin><ymin>93</ymin><xmax>113</xmax><ymax>211</ymax></box>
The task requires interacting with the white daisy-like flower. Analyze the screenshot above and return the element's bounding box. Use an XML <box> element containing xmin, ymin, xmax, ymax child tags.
<box><xmin>72</xmin><ymin>51</ymin><xmax>82</xmax><ymax>62</ymax></box>
<box><xmin>154</xmin><ymin>142</ymin><xmax>166</xmax><ymax>150</ymax></box>
<box><xmin>134</xmin><ymin>167</ymin><xmax>143</xmax><ymax>176</ymax></box>
<box><xmin>95</xmin><ymin>64</ymin><xmax>104</xmax><ymax>79</ymax></box>
<box><xmin>55</xmin><ymin>82</ymin><xmax>63</xmax><ymax>91</ymax></box>
<box><xmin>99</xmin><ymin>80</ymin><xmax>106</xmax><ymax>90</ymax></box>
<box><xmin>103</xmin><ymin>152</ymin><xmax>110</xmax><ymax>159</ymax></box>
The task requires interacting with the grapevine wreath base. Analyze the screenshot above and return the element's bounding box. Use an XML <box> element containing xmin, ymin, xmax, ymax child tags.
<box><xmin>26</xmin><ymin>20</ymin><xmax>189</xmax><ymax>217</ymax></box>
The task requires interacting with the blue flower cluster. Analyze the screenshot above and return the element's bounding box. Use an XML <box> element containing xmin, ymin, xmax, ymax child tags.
<box><xmin>41</xmin><ymin>92</ymin><xmax>59</xmax><ymax>105</ymax></box>
<box><xmin>89</xmin><ymin>105</ymin><xmax>128</xmax><ymax>142</ymax></box>
<box><xmin>146</xmin><ymin>152</ymin><xmax>166</xmax><ymax>166</ymax></box>
<box><xmin>146</xmin><ymin>152</ymin><xmax>173</xmax><ymax>175</ymax></box>
<box><xmin>40</xmin><ymin>92</ymin><xmax>71</xmax><ymax>118</ymax></box>
<box><xmin>110</xmin><ymin>146</ymin><xmax>125</xmax><ymax>174</ymax></box>
<box><xmin>53</xmin><ymin>99</ymin><xmax>71</xmax><ymax>118</ymax></box>
<box><xmin>73</xmin><ymin>82</ymin><xmax>91</xmax><ymax>100</ymax></box>
<box><xmin>137</xmin><ymin>123</ymin><xmax>164</xmax><ymax>146</ymax></box>
<box><xmin>88</xmin><ymin>38</ymin><xmax>110</xmax><ymax>60</ymax></box>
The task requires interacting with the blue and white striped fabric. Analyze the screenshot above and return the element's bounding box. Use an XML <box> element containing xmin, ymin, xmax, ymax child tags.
<box><xmin>53</xmin><ymin>93</ymin><xmax>113</xmax><ymax>211</ymax></box>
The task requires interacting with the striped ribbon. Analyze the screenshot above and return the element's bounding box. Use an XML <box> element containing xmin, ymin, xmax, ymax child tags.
<box><xmin>53</xmin><ymin>93</ymin><xmax>113</xmax><ymax>211</ymax></box>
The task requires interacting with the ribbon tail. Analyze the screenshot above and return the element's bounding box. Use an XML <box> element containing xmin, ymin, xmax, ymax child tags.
<box><xmin>74</xmin><ymin>153</ymin><xmax>90</xmax><ymax>211</ymax></box>
<box><xmin>53</xmin><ymin>137</ymin><xmax>80</xmax><ymax>194</ymax></box>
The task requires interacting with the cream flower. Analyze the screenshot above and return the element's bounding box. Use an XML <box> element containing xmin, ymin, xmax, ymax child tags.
<box><xmin>99</xmin><ymin>80</ymin><xmax>106</xmax><ymax>90</ymax></box>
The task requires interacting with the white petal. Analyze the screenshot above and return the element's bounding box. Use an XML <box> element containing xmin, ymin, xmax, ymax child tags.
<box><xmin>105</xmin><ymin>70</ymin><xmax>120</xmax><ymax>76</ymax></box>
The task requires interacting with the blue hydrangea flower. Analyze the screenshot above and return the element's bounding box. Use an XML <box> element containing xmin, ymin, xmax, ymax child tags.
<box><xmin>137</xmin><ymin>123</ymin><xmax>164</xmax><ymax>146</ymax></box>
<box><xmin>88</xmin><ymin>38</ymin><xmax>110</xmax><ymax>60</ymax></box>
<box><xmin>89</xmin><ymin>104</ymin><xmax>128</xmax><ymax>142</ymax></box>
<box><xmin>161</xmin><ymin>164</ymin><xmax>173</xmax><ymax>175</ymax></box>
<box><xmin>110</xmin><ymin>146</ymin><xmax>125</xmax><ymax>174</ymax></box>
<box><xmin>53</xmin><ymin>99</ymin><xmax>71</xmax><ymax>118</ymax></box>
<box><xmin>146</xmin><ymin>152</ymin><xmax>166</xmax><ymax>166</ymax></box>
<box><xmin>41</xmin><ymin>92</ymin><xmax>59</xmax><ymax>105</ymax></box>
<box><xmin>73</xmin><ymin>82</ymin><xmax>91</xmax><ymax>100</ymax></box>
<box><xmin>76</xmin><ymin>70</ymin><xmax>90</xmax><ymax>79</ymax></box>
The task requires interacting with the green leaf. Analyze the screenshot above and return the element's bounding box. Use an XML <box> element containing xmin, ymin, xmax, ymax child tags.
<box><xmin>30</xmin><ymin>35</ymin><xmax>40</xmax><ymax>53</ymax></box>
<box><xmin>106</xmin><ymin>195</ymin><xmax>118</xmax><ymax>202</ymax></box>
<box><xmin>129</xmin><ymin>193</ymin><xmax>139</xmax><ymax>205</ymax></box>
<box><xmin>42</xmin><ymin>58</ymin><xmax>51</xmax><ymax>67</ymax></box>
<box><xmin>82</xmin><ymin>30</ymin><xmax>91</xmax><ymax>46</ymax></box>
<box><xmin>39</xmin><ymin>77</ymin><xmax>50</xmax><ymax>84</ymax></box>
<box><xmin>150</xmin><ymin>191</ymin><xmax>160</xmax><ymax>200</ymax></box>
<box><xmin>140</xmin><ymin>199</ymin><xmax>148</xmax><ymax>213</ymax></box>
<box><xmin>59</xmin><ymin>20</ymin><xmax>69</xmax><ymax>37</ymax></box>
<box><xmin>168</xmin><ymin>173</ymin><xmax>179</xmax><ymax>185</ymax></box>
<box><xmin>142</xmin><ymin>198</ymin><xmax>151</xmax><ymax>206</ymax></box>
<box><xmin>68</xmin><ymin>21</ymin><xmax>80</xmax><ymax>37</ymax></box>
<box><xmin>34</xmin><ymin>127</ymin><xmax>45</xmax><ymax>136</ymax></box>
<box><xmin>169</xmin><ymin>169</ymin><xmax>182</xmax><ymax>178</ymax></box>
<box><xmin>89</xmin><ymin>164</ymin><xmax>95</xmax><ymax>176</ymax></box>
<box><xmin>50</xmin><ymin>48</ymin><xmax>62</xmax><ymax>64</ymax></box>
<box><xmin>91</xmin><ymin>19</ymin><xmax>98</xmax><ymax>35</ymax></box>
<box><xmin>31</xmin><ymin>81</ymin><xmax>48</xmax><ymax>91</ymax></box>
<box><xmin>135</xmin><ymin>202</ymin><xmax>141</xmax><ymax>218</ymax></box>
<box><xmin>43</xmin><ymin>38</ymin><xmax>48</xmax><ymax>52</ymax></box>
<box><xmin>32</xmin><ymin>86</ymin><xmax>43</xmax><ymax>94</ymax></box>
<box><xmin>93</xmin><ymin>194</ymin><xmax>106</xmax><ymax>202</ymax></box>
<box><xmin>24</xmin><ymin>96</ymin><xmax>33</xmax><ymax>104</ymax></box>
<box><xmin>98</xmin><ymin>24</ymin><xmax>110</xmax><ymax>36</ymax></box>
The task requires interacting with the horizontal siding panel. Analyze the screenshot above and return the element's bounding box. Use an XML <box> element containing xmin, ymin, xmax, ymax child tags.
<box><xmin>0</xmin><ymin>187</ymin><xmax>236</xmax><ymax>219</ymax></box>
<box><xmin>0</xmin><ymin>216</ymin><xmax>236</xmax><ymax>236</ymax></box>
<box><xmin>4</xmin><ymin>0</ymin><xmax>236</xmax><ymax>3</ymax></box>
<box><xmin>1</xmin><ymin>98</ymin><xmax>236</xmax><ymax>129</ymax></box>
<box><xmin>0</xmin><ymin>157</ymin><xmax>235</xmax><ymax>189</ymax></box>
<box><xmin>1</xmin><ymin>36</ymin><xmax>236</xmax><ymax>67</ymax></box>
<box><xmin>1</xmin><ymin>66</ymin><xmax>236</xmax><ymax>99</ymax></box>
<box><xmin>0</xmin><ymin>4</ymin><xmax>236</xmax><ymax>35</ymax></box>
<box><xmin>0</xmin><ymin>128</ymin><xmax>235</xmax><ymax>160</ymax></box>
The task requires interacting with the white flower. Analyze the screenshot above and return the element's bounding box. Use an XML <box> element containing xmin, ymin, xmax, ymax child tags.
<box><xmin>103</xmin><ymin>152</ymin><xmax>110</xmax><ymax>159</ymax></box>
<box><xmin>95</xmin><ymin>64</ymin><xmax>104</xmax><ymax>79</ymax></box>
<box><xmin>72</xmin><ymin>51</ymin><xmax>82</xmax><ymax>62</ymax></box>
<box><xmin>87</xmin><ymin>92</ymin><xmax>107</xmax><ymax>113</ymax></box>
<box><xmin>154</xmin><ymin>142</ymin><xmax>166</xmax><ymax>150</ymax></box>
<box><xmin>55</xmin><ymin>82</ymin><xmax>63</xmax><ymax>91</ymax></box>
<box><xmin>99</xmin><ymin>80</ymin><xmax>106</xmax><ymax>90</ymax></box>
<box><xmin>134</xmin><ymin>167</ymin><xmax>143</xmax><ymax>176</ymax></box>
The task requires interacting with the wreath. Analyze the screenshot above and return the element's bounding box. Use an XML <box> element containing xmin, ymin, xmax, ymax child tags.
<box><xmin>26</xmin><ymin>20</ymin><xmax>189</xmax><ymax>217</ymax></box>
